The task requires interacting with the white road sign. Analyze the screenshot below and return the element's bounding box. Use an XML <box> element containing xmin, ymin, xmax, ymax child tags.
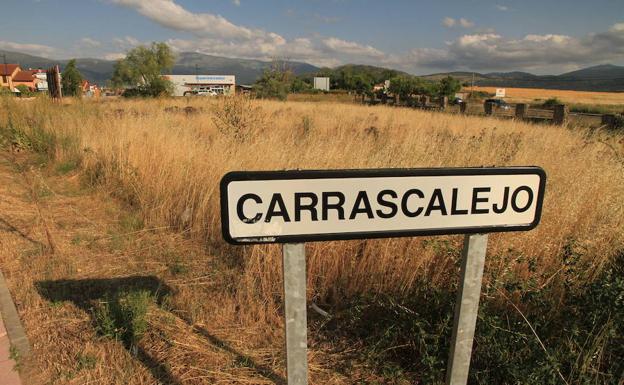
<box><xmin>495</xmin><ymin>88</ymin><xmax>506</xmax><ymax>97</ymax></box>
<box><xmin>220</xmin><ymin>167</ymin><xmax>546</xmax><ymax>244</ymax></box>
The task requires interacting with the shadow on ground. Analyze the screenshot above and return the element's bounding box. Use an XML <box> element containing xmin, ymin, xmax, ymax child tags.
<box><xmin>35</xmin><ymin>275</ymin><xmax>287</xmax><ymax>384</ymax></box>
<box><xmin>35</xmin><ymin>276</ymin><xmax>181</xmax><ymax>385</ymax></box>
<box><xmin>192</xmin><ymin>324</ymin><xmax>287</xmax><ymax>385</ymax></box>
<box><xmin>0</xmin><ymin>216</ymin><xmax>46</xmax><ymax>249</ymax></box>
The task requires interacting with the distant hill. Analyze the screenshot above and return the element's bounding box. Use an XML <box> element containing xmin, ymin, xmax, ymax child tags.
<box><xmin>423</xmin><ymin>65</ymin><xmax>624</xmax><ymax>92</ymax></box>
<box><xmin>0</xmin><ymin>50</ymin><xmax>319</xmax><ymax>85</ymax></box>
<box><xmin>329</xmin><ymin>64</ymin><xmax>410</xmax><ymax>79</ymax></box>
<box><xmin>2</xmin><ymin>49</ymin><xmax>623</xmax><ymax>91</ymax></box>
<box><xmin>173</xmin><ymin>52</ymin><xmax>319</xmax><ymax>84</ymax></box>
<box><xmin>0</xmin><ymin>51</ymin><xmax>115</xmax><ymax>85</ymax></box>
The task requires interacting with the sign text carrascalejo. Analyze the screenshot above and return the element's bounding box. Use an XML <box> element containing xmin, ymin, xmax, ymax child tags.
<box><xmin>220</xmin><ymin>167</ymin><xmax>546</xmax><ymax>244</ymax></box>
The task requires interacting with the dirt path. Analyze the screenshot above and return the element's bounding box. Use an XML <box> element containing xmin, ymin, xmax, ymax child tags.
<box><xmin>0</xmin><ymin>151</ymin><xmax>301</xmax><ymax>385</ymax></box>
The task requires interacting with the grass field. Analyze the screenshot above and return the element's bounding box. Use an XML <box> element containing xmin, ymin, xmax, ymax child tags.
<box><xmin>469</xmin><ymin>86</ymin><xmax>624</xmax><ymax>107</ymax></box>
<box><xmin>1</xmin><ymin>96</ymin><xmax>623</xmax><ymax>384</ymax></box>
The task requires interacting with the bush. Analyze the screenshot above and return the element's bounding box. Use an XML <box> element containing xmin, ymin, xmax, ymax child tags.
<box><xmin>93</xmin><ymin>290</ymin><xmax>153</xmax><ymax>353</ymax></box>
<box><xmin>542</xmin><ymin>97</ymin><xmax>563</xmax><ymax>108</ymax></box>
<box><xmin>16</xmin><ymin>84</ymin><xmax>35</xmax><ymax>97</ymax></box>
<box><xmin>122</xmin><ymin>77</ymin><xmax>173</xmax><ymax>98</ymax></box>
<box><xmin>322</xmin><ymin>252</ymin><xmax>624</xmax><ymax>384</ymax></box>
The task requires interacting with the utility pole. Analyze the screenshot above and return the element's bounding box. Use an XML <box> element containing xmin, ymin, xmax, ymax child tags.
<box><xmin>1</xmin><ymin>53</ymin><xmax>7</xmax><ymax>88</ymax></box>
<box><xmin>471</xmin><ymin>72</ymin><xmax>475</xmax><ymax>99</ymax></box>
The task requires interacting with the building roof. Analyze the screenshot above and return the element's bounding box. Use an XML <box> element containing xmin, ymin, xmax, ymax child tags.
<box><xmin>12</xmin><ymin>70</ymin><xmax>37</xmax><ymax>82</ymax></box>
<box><xmin>0</xmin><ymin>64</ymin><xmax>20</xmax><ymax>76</ymax></box>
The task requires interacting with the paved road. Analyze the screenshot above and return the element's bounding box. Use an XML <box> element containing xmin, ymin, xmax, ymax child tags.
<box><xmin>0</xmin><ymin>310</ymin><xmax>21</xmax><ymax>385</ymax></box>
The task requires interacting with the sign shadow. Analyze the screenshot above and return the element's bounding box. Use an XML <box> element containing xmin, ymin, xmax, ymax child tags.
<box><xmin>35</xmin><ymin>276</ymin><xmax>181</xmax><ymax>385</ymax></box>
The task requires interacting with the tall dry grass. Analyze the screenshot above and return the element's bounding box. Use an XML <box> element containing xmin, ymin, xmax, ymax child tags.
<box><xmin>2</xmin><ymin>96</ymin><xmax>624</xmax><ymax>316</ymax></box>
<box><xmin>470</xmin><ymin>86</ymin><xmax>624</xmax><ymax>106</ymax></box>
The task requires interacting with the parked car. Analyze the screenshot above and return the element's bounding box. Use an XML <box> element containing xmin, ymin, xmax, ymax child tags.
<box><xmin>450</xmin><ymin>97</ymin><xmax>464</xmax><ymax>105</ymax></box>
<box><xmin>183</xmin><ymin>89</ymin><xmax>218</xmax><ymax>97</ymax></box>
<box><xmin>484</xmin><ymin>98</ymin><xmax>511</xmax><ymax>110</ymax></box>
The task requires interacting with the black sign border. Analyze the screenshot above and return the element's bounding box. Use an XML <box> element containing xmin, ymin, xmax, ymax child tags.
<box><xmin>220</xmin><ymin>167</ymin><xmax>546</xmax><ymax>245</ymax></box>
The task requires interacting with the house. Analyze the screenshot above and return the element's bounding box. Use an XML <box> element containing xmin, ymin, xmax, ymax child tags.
<box><xmin>81</xmin><ymin>80</ymin><xmax>101</xmax><ymax>97</ymax></box>
<box><xmin>0</xmin><ymin>64</ymin><xmax>21</xmax><ymax>90</ymax></box>
<box><xmin>12</xmin><ymin>69</ymin><xmax>42</xmax><ymax>91</ymax></box>
<box><xmin>34</xmin><ymin>71</ymin><xmax>48</xmax><ymax>92</ymax></box>
<box><xmin>373</xmin><ymin>80</ymin><xmax>391</xmax><ymax>92</ymax></box>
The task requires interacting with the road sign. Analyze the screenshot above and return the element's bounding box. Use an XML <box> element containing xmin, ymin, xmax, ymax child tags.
<box><xmin>220</xmin><ymin>166</ymin><xmax>546</xmax><ymax>385</ymax></box>
<box><xmin>220</xmin><ymin>167</ymin><xmax>546</xmax><ymax>244</ymax></box>
<box><xmin>495</xmin><ymin>88</ymin><xmax>506</xmax><ymax>97</ymax></box>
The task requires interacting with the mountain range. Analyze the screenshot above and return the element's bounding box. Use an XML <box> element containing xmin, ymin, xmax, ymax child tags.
<box><xmin>422</xmin><ymin>65</ymin><xmax>624</xmax><ymax>92</ymax></box>
<box><xmin>1</xmin><ymin>49</ymin><xmax>623</xmax><ymax>92</ymax></box>
<box><xmin>0</xmin><ymin>50</ymin><xmax>318</xmax><ymax>85</ymax></box>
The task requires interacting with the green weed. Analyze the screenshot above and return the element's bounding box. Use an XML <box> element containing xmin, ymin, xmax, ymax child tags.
<box><xmin>93</xmin><ymin>290</ymin><xmax>153</xmax><ymax>352</ymax></box>
<box><xmin>75</xmin><ymin>352</ymin><xmax>97</xmax><ymax>371</ymax></box>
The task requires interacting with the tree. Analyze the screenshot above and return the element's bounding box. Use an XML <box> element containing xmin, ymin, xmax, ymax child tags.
<box><xmin>290</xmin><ymin>77</ymin><xmax>310</xmax><ymax>93</ymax></box>
<box><xmin>61</xmin><ymin>59</ymin><xmax>83</xmax><ymax>97</ymax></box>
<box><xmin>352</xmin><ymin>74</ymin><xmax>373</xmax><ymax>101</ymax></box>
<box><xmin>111</xmin><ymin>42</ymin><xmax>175</xmax><ymax>97</ymax></box>
<box><xmin>254</xmin><ymin>61</ymin><xmax>293</xmax><ymax>100</ymax></box>
<box><xmin>388</xmin><ymin>76</ymin><xmax>420</xmax><ymax>102</ymax></box>
<box><xmin>437</xmin><ymin>75</ymin><xmax>461</xmax><ymax>98</ymax></box>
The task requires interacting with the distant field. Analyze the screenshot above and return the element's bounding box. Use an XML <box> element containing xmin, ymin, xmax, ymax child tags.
<box><xmin>469</xmin><ymin>86</ymin><xmax>624</xmax><ymax>106</ymax></box>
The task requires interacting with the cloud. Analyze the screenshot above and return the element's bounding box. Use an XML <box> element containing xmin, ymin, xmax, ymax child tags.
<box><xmin>79</xmin><ymin>37</ymin><xmax>101</xmax><ymax>48</ymax></box>
<box><xmin>495</xmin><ymin>5</ymin><xmax>509</xmax><ymax>11</ymax></box>
<box><xmin>443</xmin><ymin>17</ymin><xmax>475</xmax><ymax>29</ymax></box>
<box><xmin>611</xmin><ymin>23</ymin><xmax>624</xmax><ymax>32</ymax></box>
<box><xmin>113</xmin><ymin>36</ymin><xmax>141</xmax><ymax>50</ymax></box>
<box><xmin>459</xmin><ymin>18</ymin><xmax>475</xmax><ymax>28</ymax></box>
<box><xmin>403</xmin><ymin>22</ymin><xmax>624</xmax><ymax>71</ymax></box>
<box><xmin>442</xmin><ymin>17</ymin><xmax>456</xmax><ymax>27</ymax></box>
<box><xmin>112</xmin><ymin>0</ymin><xmax>386</xmax><ymax>67</ymax></box>
<box><xmin>322</xmin><ymin>37</ymin><xmax>385</xmax><ymax>58</ymax></box>
<box><xmin>112</xmin><ymin>0</ymin><xmax>257</xmax><ymax>40</ymax></box>
<box><xmin>231</xmin><ymin>0</ymin><xmax>240</xmax><ymax>6</ymax></box>
<box><xmin>103</xmin><ymin>52</ymin><xmax>126</xmax><ymax>61</ymax></box>
<box><xmin>0</xmin><ymin>40</ymin><xmax>55</xmax><ymax>57</ymax></box>
<box><xmin>109</xmin><ymin>1</ymin><xmax>624</xmax><ymax>73</ymax></box>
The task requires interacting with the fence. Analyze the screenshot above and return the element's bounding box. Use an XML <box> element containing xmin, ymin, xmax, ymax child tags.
<box><xmin>46</xmin><ymin>65</ymin><xmax>62</xmax><ymax>100</ymax></box>
<box><xmin>365</xmin><ymin>95</ymin><xmax>622</xmax><ymax>129</ymax></box>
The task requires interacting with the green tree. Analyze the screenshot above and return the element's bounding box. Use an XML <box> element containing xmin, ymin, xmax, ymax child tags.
<box><xmin>352</xmin><ymin>74</ymin><xmax>373</xmax><ymax>101</ymax></box>
<box><xmin>437</xmin><ymin>75</ymin><xmax>461</xmax><ymax>98</ymax></box>
<box><xmin>388</xmin><ymin>76</ymin><xmax>420</xmax><ymax>102</ymax></box>
<box><xmin>254</xmin><ymin>62</ymin><xmax>293</xmax><ymax>100</ymax></box>
<box><xmin>61</xmin><ymin>59</ymin><xmax>83</xmax><ymax>97</ymax></box>
<box><xmin>111</xmin><ymin>42</ymin><xmax>175</xmax><ymax>97</ymax></box>
<box><xmin>290</xmin><ymin>77</ymin><xmax>311</xmax><ymax>93</ymax></box>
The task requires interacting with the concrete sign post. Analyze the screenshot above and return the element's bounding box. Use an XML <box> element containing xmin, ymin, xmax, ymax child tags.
<box><xmin>220</xmin><ymin>167</ymin><xmax>546</xmax><ymax>385</ymax></box>
<box><xmin>446</xmin><ymin>233</ymin><xmax>488</xmax><ymax>385</ymax></box>
<box><xmin>282</xmin><ymin>243</ymin><xmax>308</xmax><ymax>385</ymax></box>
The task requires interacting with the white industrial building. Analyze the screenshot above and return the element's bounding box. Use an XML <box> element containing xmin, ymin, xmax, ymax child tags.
<box><xmin>313</xmin><ymin>77</ymin><xmax>330</xmax><ymax>91</ymax></box>
<box><xmin>164</xmin><ymin>75</ymin><xmax>236</xmax><ymax>96</ymax></box>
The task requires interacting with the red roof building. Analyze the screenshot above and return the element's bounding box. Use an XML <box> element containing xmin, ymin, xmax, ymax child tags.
<box><xmin>11</xmin><ymin>69</ymin><xmax>39</xmax><ymax>91</ymax></box>
<box><xmin>0</xmin><ymin>64</ymin><xmax>21</xmax><ymax>90</ymax></box>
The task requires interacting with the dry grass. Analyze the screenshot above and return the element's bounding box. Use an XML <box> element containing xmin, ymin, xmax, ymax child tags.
<box><xmin>1</xmin><ymin>95</ymin><xmax>624</xmax><ymax>383</ymax></box>
<box><xmin>469</xmin><ymin>86</ymin><xmax>624</xmax><ymax>106</ymax></box>
<box><xmin>4</xmin><ymin>96</ymin><xmax>624</xmax><ymax>296</ymax></box>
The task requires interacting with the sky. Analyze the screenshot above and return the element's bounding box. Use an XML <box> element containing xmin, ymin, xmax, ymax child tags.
<box><xmin>0</xmin><ymin>0</ymin><xmax>623</xmax><ymax>75</ymax></box>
